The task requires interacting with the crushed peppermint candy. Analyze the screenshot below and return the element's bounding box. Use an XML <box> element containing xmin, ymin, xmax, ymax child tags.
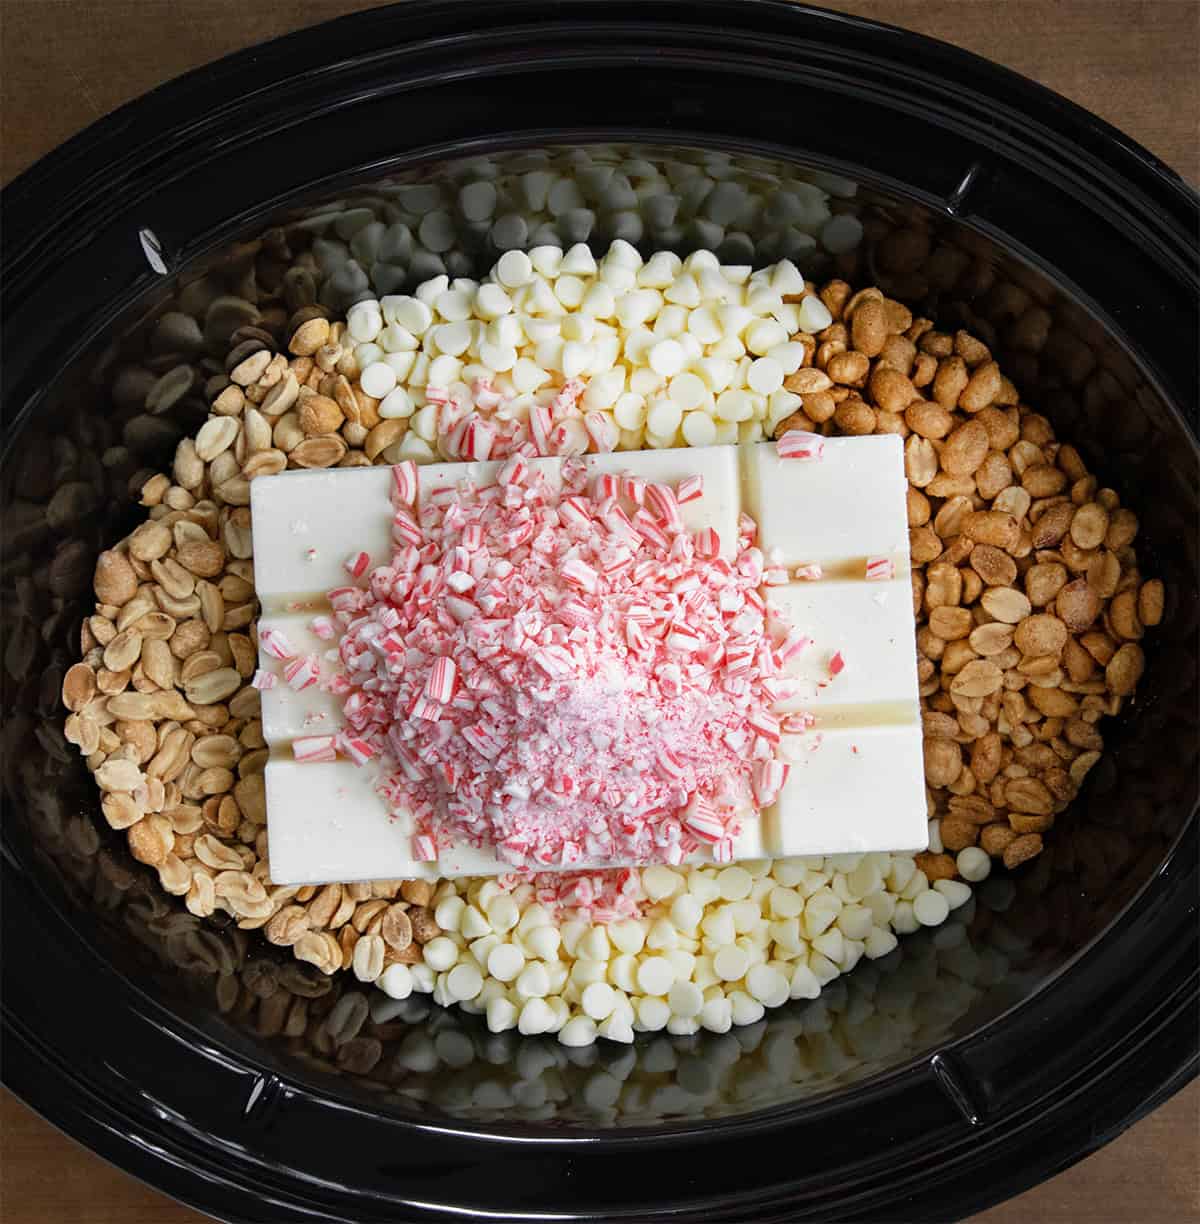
<box><xmin>324</xmin><ymin>459</ymin><xmax>809</xmax><ymax>870</ymax></box>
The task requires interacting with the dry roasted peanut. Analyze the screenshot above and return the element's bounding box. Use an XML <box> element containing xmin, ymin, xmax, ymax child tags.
<box><xmin>1024</xmin><ymin>562</ymin><xmax>1067</xmax><ymax>608</ymax></box>
<box><xmin>968</xmin><ymin>623</ymin><xmax>1014</xmax><ymax>657</ymax></box>
<box><xmin>1106</xmin><ymin>643</ymin><xmax>1145</xmax><ymax>696</ymax></box>
<box><xmin>1009</xmin><ymin>812</ymin><xmax>1053</xmax><ymax>834</ymax></box>
<box><xmin>1014</xmin><ymin>613</ymin><xmax>1068</xmax><ymax>657</ymax></box>
<box><xmin>1054</xmin><ymin>578</ymin><xmax>1101</xmax><ymax>632</ymax></box>
<box><xmin>1138</xmin><ymin>579</ymin><xmax>1164</xmax><ymax>627</ymax></box>
<box><xmin>1002</xmin><ymin>832</ymin><xmax>1043</xmax><ymax>869</ymax></box>
<box><xmin>963</xmin><ymin>511</ymin><xmax>1019</xmax><ymax>550</ymax></box>
<box><xmin>1026</xmin><ymin>686</ymin><xmax>1078</xmax><ymax>717</ymax></box>
<box><xmin>981</xmin><ymin>586</ymin><xmax>1031</xmax><ymax>625</ymax></box>
<box><xmin>825</xmin><ymin>350</ymin><xmax>870</xmax><ymax>385</ymax></box>
<box><xmin>1022</xmin><ymin>464</ymin><xmax>1068</xmax><ymax>499</ymax></box>
<box><xmin>929</xmin><ymin>606</ymin><xmax>972</xmax><ymax>640</ymax></box>
<box><xmin>959</xmin><ymin>360</ymin><xmax>1001</xmax><ymax>411</ymax></box>
<box><xmin>1086</xmin><ymin>550</ymin><xmax>1121</xmax><ymax>599</ymax></box>
<box><xmin>94</xmin><ymin>550</ymin><xmax>138</xmax><ymax>606</ymax></box>
<box><xmin>975</xmin><ymin>451</ymin><xmax>1013</xmax><ymax>501</ymax></box>
<box><xmin>932</xmin><ymin>356</ymin><xmax>968</xmax><ymax>408</ymax></box>
<box><xmin>914</xmin><ymin>851</ymin><xmax>958</xmax><ymax>882</ymax></box>
<box><xmin>1004</xmin><ymin>776</ymin><xmax>1053</xmax><ymax>816</ymax></box>
<box><xmin>939</xmin><ymin>817</ymin><xmax>979</xmax><ymax>851</ymax></box>
<box><xmin>940</xmin><ymin>420</ymin><xmax>989</xmax><ymax>476</ymax></box>
<box><xmin>904</xmin><ymin>400</ymin><xmax>953</xmax><ymax>440</ymax></box>
<box><xmin>967</xmin><ymin>545</ymin><xmax>1015</xmax><ymax>589</ymax></box>
<box><xmin>923</xmin><ymin>737</ymin><xmax>962</xmax><ymax>787</ymax></box>
<box><xmin>142</xmin><ymin>638</ymin><xmax>178</xmax><ymax>690</ymax></box>
<box><xmin>950</xmin><ymin>659</ymin><xmax>1003</xmax><ymax>698</ymax></box>
<box><xmin>867</xmin><ymin>365</ymin><xmax>917</xmax><ymax>413</ymax></box>
<box><xmin>849</xmin><ymin>298</ymin><xmax>888</xmax><ymax>355</ymax></box>
<box><xmin>1069</xmin><ymin>501</ymin><xmax>1108</xmax><ymax>550</ymax></box>
<box><xmin>832</xmin><ymin>398</ymin><xmax>876</xmax><ymax>435</ymax></box>
<box><xmin>1105</xmin><ymin>507</ymin><xmax>1138</xmax><ymax>550</ymax></box>
<box><xmin>1108</xmin><ymin>589</ymin><xmax>1143</xmax><ymax>640</ymax></box>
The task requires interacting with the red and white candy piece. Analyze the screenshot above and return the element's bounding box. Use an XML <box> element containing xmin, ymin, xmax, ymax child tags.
<box><xmin>293</xmin><ymin>735</ymin><xmax>337</xmax><ymax>763</ymax></box>
<box><xmin>777</xmin><ymin>430</ymin><xmax>825</xmax><ymax>461</ymax></box>
<box><xmin>259</xmin><ymin>627</ymin><xmax>297</xmax><ymax>661</ymax></box>
<box><xmin>865</xmin><ymin>555</ymin><xmax>895</xmax><ymax>581</ymax></box>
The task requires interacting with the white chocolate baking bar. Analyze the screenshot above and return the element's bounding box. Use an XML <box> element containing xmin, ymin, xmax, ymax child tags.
<box><xmin>253</xmin><ymin>439</ymin><xmax>925</xmax><ymax>885</ymax></box>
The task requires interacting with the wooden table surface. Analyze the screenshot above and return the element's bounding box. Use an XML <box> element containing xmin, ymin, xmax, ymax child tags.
<box><xmin>1</xmin><ymin>1</ymin><xmax>1197</xmax><ymax>1221</ymax></box>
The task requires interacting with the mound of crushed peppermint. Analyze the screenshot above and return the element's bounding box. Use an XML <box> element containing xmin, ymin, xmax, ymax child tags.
<box><xmin>325</xmin><ymin>457</ymin><xmax>806</xmax><ymax>872</ymax></box>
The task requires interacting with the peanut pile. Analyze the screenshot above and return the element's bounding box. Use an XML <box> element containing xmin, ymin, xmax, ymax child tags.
<box><xmin>61</xmin><ymin>270</ymin><xmax>1161</xmax><ymax>986</ymax></box>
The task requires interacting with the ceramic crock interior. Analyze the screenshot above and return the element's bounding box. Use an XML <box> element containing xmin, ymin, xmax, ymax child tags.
<box><xmin>2</xmin><ymin>140</ymin><xmax>1196</xmax><ymax>1133</ymax></box>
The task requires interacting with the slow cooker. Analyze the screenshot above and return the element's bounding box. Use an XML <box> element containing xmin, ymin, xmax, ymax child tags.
<box><xmin>2</xmin><ymin>3</ymin><xmax>1196</xmax><ymax>1220</ymax></box>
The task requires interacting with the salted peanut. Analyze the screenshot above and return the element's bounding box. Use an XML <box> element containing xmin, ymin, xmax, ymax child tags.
<box><xmin>1106</xmin><ymin>643</ymin><xmax>1145</xmax><ymax>696</ymax></box>
<box><xmin>932</xmin><ymin>356</ymin><xmax>969</xmax><ymax>408</ymax></box>
<box><xmin>918</xmin><ymin>329</ymin><xmax>953</xmax><ymax>358</ymax></box>
<box><xmin>1062</xmin><ymin>637</ymin><xmax>1097</xmax><ymax>684</ymax></box>
<box><xmin>911</xmin><ymin>352</ymin><xmax>937</xmax><ymax>387</ymax></box>
<box><xmin>103</xmin><ymin>629</ymin><xmax>143</xmax><ymax>674</ymax></box>
<box><xmin>230</xmin><ymin>349</ymin><xmax>272</xmax><ymax>386</ymax></box>
<box><xmin>976</xmin><ymin>823</ymin><xmax>1014</xmax><ymax>856</ymax></box>
<box><xmin>94</xmin><ymin>550</ymin><xmax>138</xmax><ymax>606</ymax></box>
<box><xmin>381</xmin><ymin>904</ymin><xmax>414</xmax><ymax>952</ymax></box>
<box><xmin>914</xmin><ymin>851</ymin><xmax>957</xmax><ymax>881</ymax></box>
<box><xmin>128</xmin><ymin>520</ymin><xmax>173</xmax><ymax>563</ymax></box>
<box><xmin>1138</xmin><ymin>579</ymin><xmax>1164</xmax><ymax>627</ymax></box>
<box><xmin>903</xmin><ymin>434</ymin><xmax>938</xmax><ymax>488</ymax></box>
<box><xmin>62</xmin><ymin>663</ymin><xmax>97</xmax><ymax>712</ymax></box>
<box><xmin>1055</xmin><ymin>578</ymin><xmax>1101</xmax><ymax>632</ymax></box>
<box><xmin>290</xmin><ymin>435</ymin><xmax>348</xmax><ymax>468</ymax></box>
<box><xmin>824</xmin><ymin>348</ymin><xmax>868</xmax><ymax>385</ymax></box>
<box><xmin>1003</xmin><ymin>832</ymin><xmax>1043</xmax><ymax>869</ymax></box>
<box><xmin>289</xmin><ymin>317</ymin><xmax>330</xmax><ymax>357</ymax></box>
<box><xmin>1105</xmin><ymin>507</ymin><xmax>1139</xmax><ymax>550</ymax></box>
<box><xmin>1066</xmin><ymin>502</ymin><xmax>1109</xmax><ymax>551</ymax></box>
<box><xmin>963</xmin><ymin>510</ymin><xmax>1019</xmax><ymax>550</ymax></box>
<box><xmin>850</xmin><ymin>299</ymin><xmax>888</xmax><ymax>356</ymax></box>
<box><xmin>784</xmin><ymin>367</ymin><xmax>833</xmax><ymax>394</ymax></box>
<box><xmin>950</xmin><ymin>659</ymin><xmax>1003</xmax><ymax>698</ymax></box>
<box><xmin>1108</xmin><ymin>589</ymin><xmax>1143</xmax><ymax>640</ymax></box>
<box><xmin>298</xmin><ymin>394</ymin><xmax>344</xmax><ymax>437</ymax></box>
<box><xmin>211</xmin><ymin>384</ymin><xmax>246</xmax><ymax>417</ymax></box>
